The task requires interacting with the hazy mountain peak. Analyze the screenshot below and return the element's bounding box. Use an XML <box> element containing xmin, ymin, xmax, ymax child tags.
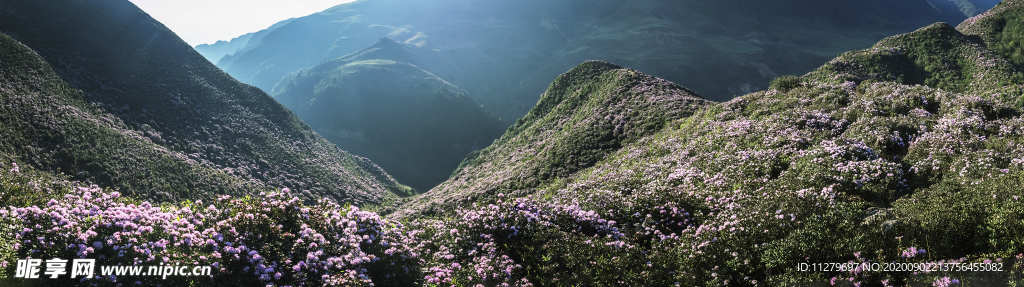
<box><xmin>340</xmin><ymin>37</ymin><xmax>419</xmax><ymax>65</ymax></box>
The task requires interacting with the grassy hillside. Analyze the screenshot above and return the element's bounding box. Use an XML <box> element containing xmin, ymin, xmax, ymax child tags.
<box><xmin>0</xmin><ymin>31</ymin><xmax>264</xmax><ymax>202</ymax></box>
<box><xmin>803</xmin><ymin>23</ymin><xmax>1024</xmax><ymax>109</ymax></box>
<box><xmin>959</xmin><ymin>0</ymin><xmax>1024</xmax><ymax>68</ymax></box>
<box><xmin>272</xmin><ymin>38</ymin><xmax>505</xmax><ymax>192</ymax></box>
<box><xmin>506</xmin><ymin>78</ymin><xmax>1024</xmax><ymax>285</ymax></box>
<box><xmin>0</xmin><ymin>0</ymin><xmax>407</xmax><ymax>205</ymax></box>
<box><xmin>394</xmin><ymin>60</ymin><xmax>708</xmax><ymax>218</ymax></box>
<box><xmin>391</xmin><ymin>2</ymin><xmax>1024</xmax><ymax>284</ymax></box>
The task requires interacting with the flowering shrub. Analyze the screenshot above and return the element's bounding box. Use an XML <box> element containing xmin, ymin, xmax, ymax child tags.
<box><xmin>2</xmin><ymin>184</ymin><xmax>423</xmax><ymax>286</ymax></box>
<box><xmin>769</xmin><ymin>75</ymin><xmax>803</xmax><ymax>92</ymax></box>
<box><xmin>409</xmin><ymin>194</ymin><xmax>636</xmax><ymax>286</ymax></box>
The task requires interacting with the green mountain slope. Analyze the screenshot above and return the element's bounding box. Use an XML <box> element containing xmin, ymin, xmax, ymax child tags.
<box><xmin>0</xmin><ymin>0</ymin><xmax>407</xmax><ymax>205</ymax></box>
<box><xmin>804</xmin><ymin>22</ymin><xmax>1024</xmax><ymax>100</ymax></box>
<box><xmin>386</xmin><ymin>3</ymin><xmax>1024</xmax><ymax>284</ymax></box>
<box><xmin>272</xmin><ymin>38</ymin><xmax>505</xmax><ymax>192</ymax></box>
<box><xmin>513</xmin><ymin>78</ymin><xmax>1024</xmax><ymax>285</ymax></box>
<box><xmin>959</xmin><ymin>0</ymin><xmax>1024</xmax><ymax>67</ymax></box>
<box><xmin>207</xmin><ymin>0</ymin><xmax>987</xmax><ymax>122</ymax></box>
<box><xmin>393</xmin><ymin>60</ymin><xmax>708</xmax><ymax>218</ymax></box>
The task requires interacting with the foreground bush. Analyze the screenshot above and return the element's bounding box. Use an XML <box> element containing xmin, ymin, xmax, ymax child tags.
<box><xmin>2</xmin><ymin>184</ymin><xmax>423</xmax><ymax>286</ymax></box>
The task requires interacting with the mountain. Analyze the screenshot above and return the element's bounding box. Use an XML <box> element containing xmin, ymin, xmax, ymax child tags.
<box><xmin>272</xmin><ymin>38</ymin><xmax>505</xmax><ymax>192</ymax></box>
<box><xmin>389</xmin><ymin>2</ymin><xmax>1024</xmax><ymax>284</ymax></box>
<box><xmin>194</xmin><ymin>18</ymin><xmax>295</xmax><ymax>64</ymax></box>
<box><xmin>194</xmin><ymin>33</ymin><xmax>255</xmax><ymax>64</ymax></box>
<box><xmin>393</xmin><ymin>60</ymin><xmax>708</xmax><ymax>218</ymax></box>
<box><xmin>804</xmin><ymin>22</ymin><xmax>1024</xmax><ymax>98</ymax></box>
<box><xmin>0</xmin><ymin>0</ymin><xmax>409</xmax><ymax>205</ymax></box>
<box><xmin>204</xmin><ymin>0</ymin><xmax>992</xmax><ymax>123</ymax></box>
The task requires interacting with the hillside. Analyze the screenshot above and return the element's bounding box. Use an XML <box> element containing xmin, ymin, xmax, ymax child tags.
<box><xmin>804</xmin><ymin>22</ymin><xmax>1024</xmax><ymax>100</ymax></box>
<box><xmin>393</xmin><ymin>60</ymin><xmax>708</xmax><ymax>218</ymax></box>
<box><xmin>389</xmin><ymin>2</ymin><xmax>1024</xmax><ymax>285</ymax></box>
<box><xmin>272</xmin><ymin>38</ymin><xmax>505</xmax><ymax>192</ymax></box>
<box><xmin>205</xmin><ymin>0</ymin><xmax>989</xmax><ymax>122</ymax></box>
<box><xmin>0</xmin><ymin>0</ymin><xmax>408</xmax><ymax>205</ymax></box>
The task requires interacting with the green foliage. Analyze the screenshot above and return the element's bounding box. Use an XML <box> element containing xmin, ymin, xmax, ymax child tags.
<box><xmin>0</xmin><ymin>162</ymin><xmax>77</xmax><ymax>280</ymax></box>
<box><xmin>807</xmin><ymin>22</ymin><xmax>1024</xmax><ymax>99</ymax></box>
<box><xmin>769</xmin><ymin>75</ymin><xmax>803</xmax><ymax>92</ymax></box>
<box><xmin>959</xmin><ymin>0</ymin><xmax>1024</xmax><ymax>66</ymax></box>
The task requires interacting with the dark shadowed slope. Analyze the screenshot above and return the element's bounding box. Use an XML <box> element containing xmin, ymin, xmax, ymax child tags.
<box><xmin>0</xmin><ymin>0</ymin><xmax>408</xmax><ymax>205</ymax></box>
<box><xmin>392</xmin><ymin>60</ymin><xmax>708</xmax><ymax>218</ymax></box>
<box><xmin>209</xmin><ymin>0</ymin><xmax>980</xmax><ymax>122</ymax></box>
<box><xmin>272</xmin><ymin>38</ymin><xmax>505</xmax><ymax>192</ymax></box>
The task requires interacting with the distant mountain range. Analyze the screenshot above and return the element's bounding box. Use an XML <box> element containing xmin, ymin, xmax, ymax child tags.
<box><xmin>194</xmin><ymin>18</ymin><xmax>296</xmax><ymax>64</ymax></box>
<box><xmin>200</xmin><ymin>0</ymin><xmax>998</xmax><ymax>122</ymax></box>
<box><xmin>192</xmin><ymin>0</ymin><xmax>1001</xmax><ymax>192</ymax></box>
<box><xmin>0</xmin><ymin>0</ymin><xmax>409</xmax><ymax>205</ymax></box>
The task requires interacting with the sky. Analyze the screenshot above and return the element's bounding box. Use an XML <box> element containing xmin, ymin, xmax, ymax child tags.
<box><xmin>129</xmin><ymin>0</ymin><xmax>357</xmax><ymax>47</ymax></box>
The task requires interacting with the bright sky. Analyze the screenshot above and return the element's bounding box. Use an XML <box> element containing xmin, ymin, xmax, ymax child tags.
<box><xmin>128</xmin><ymin>0</ymin><xmax>357</xmax><ymax>47</ymax></box>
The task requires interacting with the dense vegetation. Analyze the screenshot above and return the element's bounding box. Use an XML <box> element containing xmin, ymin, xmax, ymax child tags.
<box><xmin>0</xmin><ymin>0</ymin><xmax>409</xmax><ymax>205</ymax></box>
<box><xmin>394</xmin><ymin>61</ymin><xmax>708</xmax><ymax>219</ymax></box>
<box><xmin>4</xmin><ymin>0</ymin><xmax>1024</xmax><ymax>286</ymax></box>
<box><xmin>272</xmin><ymin>38</ymin><xmax>504</xmax><ymax>192</ymax></box>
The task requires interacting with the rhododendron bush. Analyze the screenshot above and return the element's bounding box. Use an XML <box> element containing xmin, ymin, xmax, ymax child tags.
<box><xmin>0</xmin><ymin>177</ymin><xmax>423</xmax><ymax>286</ymax></box>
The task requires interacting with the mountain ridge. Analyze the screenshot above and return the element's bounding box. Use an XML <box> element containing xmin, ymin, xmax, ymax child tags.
<box><xmin>392</xmin><ymin>60</ymin><xmax>708</xmax><ymax>218</ymax></box>
<box><xmin>201</xmin><ymin>0</ymin><xmax>993</xmax><ymax>123</ymax></box>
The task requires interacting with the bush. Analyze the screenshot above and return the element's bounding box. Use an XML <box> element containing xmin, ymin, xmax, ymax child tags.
<box><xmin>769</xmin><ymin>75</ymin><xmax>803</xmax><ymax>92</ymax></box>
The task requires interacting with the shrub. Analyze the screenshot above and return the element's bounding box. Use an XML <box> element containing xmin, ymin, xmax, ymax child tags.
<box><xmin>769</xmin><ymin>75</ymin><xmax>803</xmax><ymax>92</ymax></box>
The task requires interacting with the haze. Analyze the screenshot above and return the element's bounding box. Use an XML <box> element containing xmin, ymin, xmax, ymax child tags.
<box><xmin>128</xmin><ymin>0</ymin><xmax>356</xmax><ymax>46</ymax></box>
